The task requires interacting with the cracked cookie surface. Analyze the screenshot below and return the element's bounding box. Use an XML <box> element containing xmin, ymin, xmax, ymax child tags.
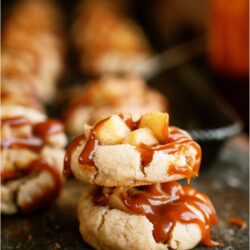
<box><xmin>78</xmin><ymin>183</ymin><xmax>218</xmax><ymax>250</ymax></box>
<box><xmin>65</xmin><ymin>112</ymin><xmax>201</xmax><ymax>186</ymax></box>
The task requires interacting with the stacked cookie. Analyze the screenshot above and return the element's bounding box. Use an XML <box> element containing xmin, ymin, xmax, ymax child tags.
<box><xmin>64</xmin><ymin>75</ymin><xmax>167</xmax><ymax>135</ymax></box>
<box><xmin>1</xmin><ymin>0</ymin><xmax>67</xmax><ymax>215</ymax></box>
<box><xmin>65</xmin><ymin>111</ymin><xmax>220</xmax><ymax>250</ymax></box>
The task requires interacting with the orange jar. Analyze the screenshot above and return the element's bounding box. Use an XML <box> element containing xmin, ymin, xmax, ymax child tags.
<box><xmin>208</xmin><ymin>0</ymin><xmax>249</xmax><ymax>77</ymax></box>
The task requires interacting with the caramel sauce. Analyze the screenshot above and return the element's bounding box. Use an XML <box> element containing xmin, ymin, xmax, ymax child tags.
<box><xmin>1</xmin><ymin>168</ymin><xmax>23</xmax><ymax>181</ymax></box>
<box><xmin>93</xmin><ymin>182</ymin><xmax>219</xmax><ymax>246</ymax></box>
<box><xmin>78</xmin><ymin>117</ymin><xmax>109</xmax><ymax>166</ymax></box>
<box><xmin>19</xmin><ymin>159</ymin><xmax>62</xmax><ymax>214</ymax></box>
<box><xmin>228</xmin><ymin>217</ymin><xmax>247</xmax><ymax>229</ymax></box>
<box><xmin>64</xmin><ymin>118</ymin><xmax>110</xmax><ymax>176</ymax></box>
<box><xmin>1</xmin><ymin>116</ymin><xmax>30</xmax><ymax>127</ymax></box>
<box><xmin>138</xmin><ymin>128</ymin><xmax>201</xmax><ymax>181</ymax></box>
<box><xmin>32</xmin><ymin>119</ymin><xmax>64</xmax><ymax>139</ymax></box>
<box><xmin>63</xmin><ymin>135</ymin><xmax>85</xmax><ymax>177</ymax></box>
<box><xmin>162</xmin><ymin>119</ymin><xmax>169</xmax><ymax>142</ymax></box>
<box><xmin>1</xmin><ymin>117</ymin><xmax>64</xmax><ymax>152</ymax></box>
<box><xmin>1</xmin><ymin>137</ymin><xmax>43</xmax><ymax>151</ymax></box>
<box><xmin>92</xmin><ymin>187</ymin><xmax>111</xmax><ymax>206</ymax></box>
<box><xmin>118</xmin><ymin>113</ymin><xmax>139</xmax><ymax>130</ymax></box>
<box><xmin>78</xmin><ymin>134</ymin><xmax>99</xmax><ymax>165</ymax></box>
<box><xmin>1</xmin><ymin>158</ymin><xmax>62</xmax><ymax>213</ymax></box>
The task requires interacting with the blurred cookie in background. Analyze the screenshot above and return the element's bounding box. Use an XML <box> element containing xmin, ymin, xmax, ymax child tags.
<box><xmin>72</xmin><ymin>0</ymin><xmax>151</xmax><ymax>75</ymax></box>
<box><xmin>2</xmin><ymin>0</ymin><xmax>65</xmax><ymax>103</ymax></box>
<box><xmin>64</xmin><ymin>75</ymin><xmax>168</xmax><ymax>135</ymax></box>
<box><xmin>1</xmin><ymin>105</ymin><xmax>67</xmax><ymax>215</ymax></box>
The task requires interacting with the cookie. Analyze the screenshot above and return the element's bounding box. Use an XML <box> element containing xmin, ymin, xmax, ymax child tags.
<box><xmin>78</xmin><ymin>182</ymin><xmax>219</xmax><ymax>250</ymax></box>
<box><xmin>1</xmin><ymin>105</ymin><xmax>67</xmax><ymax>214</ymax></box>
<box><xmin>72</xmin><ymin>0</ymin><xmax>151</xmax><ymax>75</ymax></box>
<box><xmin>2</xmin><ymin>0</ymin><xmax>64</xmax><ymax>103</ymax></box>
<box><xmin>65</xmin><ymin>112</ymin><xmax>201</xmax><ymax>186</ymax></box>
<box><xmin>65</xmin><ymin>75</ymin><xmax>167</xmax><ymax>135</ymax></box>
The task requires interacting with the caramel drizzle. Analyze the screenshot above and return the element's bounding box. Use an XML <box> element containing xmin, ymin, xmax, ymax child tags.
<box><xmin>18</xmin><ymin>159</ymin><xmax>62</xmax><ymax>214</ymax></box>
<box><xmin>78</xmin><ymin>117</ymin><xmax>109</xmax><ymax>166</ymax></box>
<box><xmin>93</xmin><ymin>182</ymin><xmax>219</xmax><ymax>246</ymax></box>
<box><xmin>63</xmin><ymin>135</ymin><xmax>85</xmax><ymax>177</ymax></box>
<box><xmin>1</xmin><ymin>116</ymin><xmax>31</xmax><ymax>127</ymax></box>
<box><xmin>32</xmin><ymin>119</ymin><xmax>64</xmax><ymax>139</ymax></box>
<box><xmin>1</xmin><ymin>158</ymin><xmax>62</xmax><ymax>214</ymax></box>
<box><xmin>1</xmin><ymin>117</ymin><xmax>64</xmax><ymax>152</ymax></box>
<box><xmin>228</xmin><ymin>217</ymin><xmax>247</xmax><ymax>229</ymax></box>
<box><xmin>118</xmin><ymin>113</ymin><xmax>139</xmax><ymax>130</ymax></box>
<box><xmin>138</xmin><ymin>128</ymin><xmax>201</xmax><ymax>182</ymax></box>
<box><xmin>66</xmin><ymin>114</ymin><xmax>201</xmax><ymax>181</ymax></box>
<box><xmin>1</xmin><ymin>137</ymin><xmax>43</xmax><ymax>151</ymax></box>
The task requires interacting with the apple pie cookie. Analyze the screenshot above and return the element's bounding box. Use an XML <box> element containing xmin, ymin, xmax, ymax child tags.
<box><xmin>2</xmin><ymin>0</ymin><xmax>64</xmax><ymax>103</ymax></box>
<box><xmin>78</xmin><ymin>182</ymin><xmax>219</xmax><ymax>250</ymax></box>
<box><xmin>72</xmin><ymin>0</ymin><xmax>151</xmax><ymax>75</ymax></box>
<box><xmin>1</xmin><ymin>105</ymin><xmax>67</xmax><ymax>214</ymax></box>
<box><xmin>65</xmin><ymin>112</ymin><xmax>201</xmax><ymax>186</ymax></box>
<box><xmin>64</xmin><ymin>75</ymin><xmax>167</xmax><ymax>135</ymax></box>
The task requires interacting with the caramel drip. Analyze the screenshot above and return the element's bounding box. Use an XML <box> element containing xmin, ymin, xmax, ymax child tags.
<box><xmin>78</xmin><ymin>117</ymin><xmax>109</xmax><ymax>166</ymax></box>
<box><xmin>32</xmin><ymin>119</ymin><xmax>64</xmax><ymax>139</ymax></box>
<box><xmin>1</xmin><ymin>158</ymin><xmax>62</xmax><ymax>211</ymax></box>
<box><xmin>138</xmin><ymin>128</ymin><xmax>201</xmax><ymax>181</ymax></box>
<box><xmin>64</xmin><ymin>118</ymin><xmax>110</xmax><ymax>177</ymax></box>
<box><xmin>93</xmin><ymin>182</ymin><xmax>219</xmax><ymax>246</ymax></box>
<box><xmin>63</xmin><ymin>135</ymin><xmax>85</xmax><ymax>177</ymax></box>
<box><xmin>228</xmin><ymin>217</ymin><xmax>247</xmax><ymax>229</ymax></box>
<box><xmin>1</xmin><ymin>168</ymin><xmax>23</xmax><ymax>181</ymax></box>
<box><xmin>162</xmin><ymin>119</ymin><xmax>169</xmax><ymax>142</ymax></box>
<box><xmin>92</xmin><ymin>187</ymin><xmax>111</xmax><ymax>206</ymax></box>
<box><xmin>1</xmin><ymin>116</ymin><xmax>30</xmax><ymax>127</ymax></box>
<box><xmin>78</xmin><ymin>134</ymin><xmax>99</xmax><ymax>165</ymax></box>
<box><xmin>118</xmin><ymin>113</ymin><xmax>139</xmax><ymax>130</ymax></box>
<box><xmin>1</xmin><ymin>137</ymin><xmax>43</xmax><ymax>151</ymax></box>
<box><xmin>19</xmin><ymin>159</ymin><xmax>62</xmax><ymax>214</ymax></box>
<box><xmin>1</xmin><ymin>117</ymin><xmax>64</xmax><ymax>152</ymax></box>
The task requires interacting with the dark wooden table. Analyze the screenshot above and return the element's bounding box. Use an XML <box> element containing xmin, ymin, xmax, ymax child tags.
<box><xmin>2</xmin><ymin>134</ymin><xmax>249</xmax><ymax>250</ymax></box>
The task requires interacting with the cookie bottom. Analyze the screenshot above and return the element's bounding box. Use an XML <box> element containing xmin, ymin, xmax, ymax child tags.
<box><xmin>77</xmin><ymin>187</ymin><xmax>202</xmax><ymax>250</ymax></box>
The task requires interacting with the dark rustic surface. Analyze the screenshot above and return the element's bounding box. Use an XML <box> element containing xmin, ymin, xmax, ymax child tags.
<box><xmin>2</xmin><ymin>134</ymin><xmax>249</xmax><ymax>250</ymax></box>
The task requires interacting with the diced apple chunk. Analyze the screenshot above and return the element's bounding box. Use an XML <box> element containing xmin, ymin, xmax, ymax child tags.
<box><xmin>124</xmin><ymin>128</ymin><xmax>158</xmax><ymax>146</ymax></box>
<box><xmin>95</xmin><ymin>115</ymin><xmax>130</xmax><ymax>145</ymax></box>
<box><xmin>139</xmin><ymin>112</ymin><xmax>169</xmax><ymax>143</ymax></box>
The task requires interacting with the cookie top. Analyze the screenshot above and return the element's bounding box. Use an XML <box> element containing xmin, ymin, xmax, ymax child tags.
<box><xmin>65</xmin><ymin>112</ymin><xmax>201</xmax><ymax>186</ymax></box>
<box><xmin>1</xmin><ymin>105</ymin><xmax>67</xmax><ymax>214</ymax></box>
<box><xmin>78</xmin><ymin>182</ymin><xmax>219</xmax><ymax>250</ymax></box>
<box><xmin>65</xmin><ymin>75</ymin><xmax>167</xmax><ymax>135</ymax></box>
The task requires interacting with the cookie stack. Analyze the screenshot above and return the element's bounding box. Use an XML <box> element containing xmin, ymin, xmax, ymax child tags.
<box><xmin>65</xmin><ymin>111</ymin><xmax>220</xmax><ymax>250</ymax></box>
<box><xmin>1</xmin><ymin>0</ymin><xmax>67</xmax><ymax>215</ymax></box>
